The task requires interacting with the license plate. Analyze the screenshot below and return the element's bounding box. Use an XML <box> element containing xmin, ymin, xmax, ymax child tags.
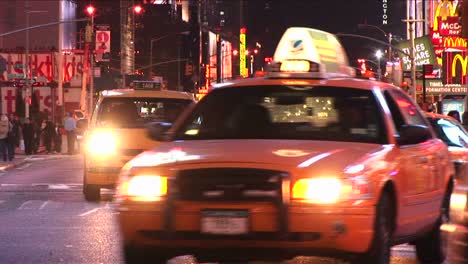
<box><xmin>201</xmin><ymin>210</ymin><xmax>249</xmax><ymax>235</ymax></box>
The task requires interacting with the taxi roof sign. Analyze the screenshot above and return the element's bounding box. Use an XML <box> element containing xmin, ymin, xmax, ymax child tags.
<box><xmin>269</xmin><ymin>27</ymin><xmax>355</xmax><ymax>79</ymax></box>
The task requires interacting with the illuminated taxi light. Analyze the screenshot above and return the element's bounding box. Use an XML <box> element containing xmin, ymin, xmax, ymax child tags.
<box><xmin>120</xmin><ymin>175</ymin><xmax>167</xmax><ymax>202</ymax></box>
<box><xmin>87</xmin><ymin>131</ymin><xmax>117</xmax><ymax>156</ymax></box>
<box><xmin>280</xmin><ymin>60</ymin><xmax>311</xmax><ymax>72</ymax></box>
<box><xmin>292</xmin><ymin>178</ymin><xmax>342</xmax><ymax>204</ymax></box>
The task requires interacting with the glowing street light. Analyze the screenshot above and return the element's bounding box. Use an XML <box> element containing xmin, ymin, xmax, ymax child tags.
<box><xmin>86</xmin><ymin>5</ymin><xmax>95</xmax><ymax>16</ymax></box>
<box><xmin>375</xmin><ymin>50</ymin><xmax>382</xmax><ymax>81</ymax></box>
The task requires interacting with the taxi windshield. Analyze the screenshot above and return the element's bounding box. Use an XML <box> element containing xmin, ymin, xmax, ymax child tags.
<box><xmin>175</xmin><ymin>85</ymin><xmax>387</xmax><ymax>143</ymax></box>
<box><xmin>97</xmin><ymin>97</ymin><xmax>193</xmax><ymax>128</ymax></box>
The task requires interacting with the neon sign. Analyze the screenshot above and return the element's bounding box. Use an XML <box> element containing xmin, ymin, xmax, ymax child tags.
<box><xmin>382</xmin><ymin>0</ymin><xmax>388</xmax><ymax>25</ymax></box>
<box><xmin>443</xmin><ymin>37</ymin><xmax>467</xmax><ymax>48</ymax></box>
<box><xmin>451</xmin><ymin>54</ymin><xmax>468</xmax><ymax>77</ymax></box>
<box><xmin>239</xmin><ymin>27</ymin><xmax>247</xmax><ymax>78</ymax></box>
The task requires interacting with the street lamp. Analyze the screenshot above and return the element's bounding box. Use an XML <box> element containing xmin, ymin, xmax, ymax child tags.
<box><xmin>375</xmin><ymin>50</ymin><xmax>382</xmax><ymax>81</ymax></box>
<box><xmin>149</xmin><ymin>31</ymin><xmax>190</xmax><ymax>86</ymax></box>
<box><xmin>358</xmin><ymin>24</ymin><xmax>392</xmax><ymax>62</ymax></box>
<box><xmin>25</xmin><ymin>8</ymin><xmax>48</xmax><ymax>119</ymax></box>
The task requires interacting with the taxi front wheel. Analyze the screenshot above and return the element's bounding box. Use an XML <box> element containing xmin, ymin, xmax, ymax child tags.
<box><xmin>83</xmin><ymin>184</ymin><xmax>100</xmax><ymax>201</ymax></box>
<box><xmin>414</xmin><ymin>191</ymin><xmax>451</xmax><ymax>263</ymax></box>
<box><xmin>123</xmin><ymin>245</ymin><xmax>170</xmax><ymax>264</ymax></box>
<box><xmin>351</xmin><ymin>191</ymin><xmax>393</xmax><ymax>264</ymax></box>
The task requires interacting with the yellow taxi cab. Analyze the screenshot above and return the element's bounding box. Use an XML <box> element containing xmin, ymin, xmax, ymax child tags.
<box><xmin>425</xmin><ymin>112</ymin><xmax>468</xmax><ymax>183</ymax></box>
<box><xmin>83</xmin><ymin>84</ymin><xmax>195</xmax><ymax>201</ymax></box>
<box><xmin>114</xmin><ymin>28</ymin><xmax>454</xmax><ymax>264</ymax></box>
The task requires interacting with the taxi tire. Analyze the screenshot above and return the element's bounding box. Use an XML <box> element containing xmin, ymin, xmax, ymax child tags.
<box><xmin>83</xmin><ymin>184</ymin><xmax>100</xmax><ymax>201</ymax></box>
<box><xmin>414</xmin><ymin>192</ymin><xmax>450</xmax><ymax>263</ymax></box>
<box><xmin>123</xmin><ymin>245</ymin><xmax>169</xmax><ymax>264</ymax></box>
<box><xmin>351</xmin><ymin>191</ymin><xmax>392</xmax><ymax>264</ymax></box>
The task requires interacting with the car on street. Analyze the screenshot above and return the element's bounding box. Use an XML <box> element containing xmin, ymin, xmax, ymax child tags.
<box><xmin>114</xmin><ymin>27</ymin><xmax>454</xmax><ymax>264</ymax></box>
<box><xmin>426</xmin><ymin>114</ymin><xmax>468</xmax><ymax>263</ymax></box>
<box><xmin>425</xmin><ymin>112</ymin><xmax>468</xmax><ymax>183</ymax></box>
<box><xmin>82</xmin><ymin>85</ymin><xmax>195</xmax><ymax>201</ymax></box>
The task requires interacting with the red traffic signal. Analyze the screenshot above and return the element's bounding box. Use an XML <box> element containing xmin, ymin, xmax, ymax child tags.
<box><xmin>86</xmin><ymin>5</ymin><xmax>95</xmax><ymax>16</ymax></box>
<box><xmin>133</xmin><ymin>5</ymin><xmax>143</xmax><ymax>14</ymax></box>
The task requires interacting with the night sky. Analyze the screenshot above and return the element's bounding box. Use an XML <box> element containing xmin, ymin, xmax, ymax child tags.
<box><xmin>81</xmin><ymin>0</ymin><xmax>408</xmax><ymax>71</ymax></box>
<box><xmin>245</xmin><ymin>0</ymin><xmax>407</xmax><ymax>66</ymax></box>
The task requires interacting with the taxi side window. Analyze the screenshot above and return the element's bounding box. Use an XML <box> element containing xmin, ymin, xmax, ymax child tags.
<box><xmin>383</xmin><ymin>89</ymin><xmax>428</xmax><ymax>133</ymax></box>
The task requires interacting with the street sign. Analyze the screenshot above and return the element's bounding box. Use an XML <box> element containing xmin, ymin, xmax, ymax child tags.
<box><xmin>403</xmin><ymin>71</ymin><xmax>412</xmax><ymax>78</ymax></box>
<box><xmin>95</xmin><ymin>27</ymin><xmax>110</xmax><ymax>62</ymax></box>
<box><xmin>416</xmin><ymin>71</ymin><xmax>424</xmax><ymax>80</ymax></box>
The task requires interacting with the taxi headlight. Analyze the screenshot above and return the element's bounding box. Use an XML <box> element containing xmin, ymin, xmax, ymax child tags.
<box><xmin>292</xmin><ymin>177</ymin><xmax>371</xmax><ymax>204</ymax></box>
<box><xmin>117</xmin><ymin>175</ymin><xmax>167</xmax><ymax>202</ymax></box>
<box><xmin>87</xmin><ymin>131</ymin><xmax>117</xmax><ymax>156</ymax></box>
<box><xmin>449</xmin><ymin>192</ymin><xmax>467</xmax><ymax>224</ymax></box>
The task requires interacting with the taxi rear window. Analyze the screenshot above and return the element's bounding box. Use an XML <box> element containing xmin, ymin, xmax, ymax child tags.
<box><xmin>175</xmin><ymin>85</ymin><xmax>387</xmax><ymax>144</ymax></box>
<box><xmin>97</xmin><ymin>97</ymin><xmax>193</xmax><ymax>128</ymax></box>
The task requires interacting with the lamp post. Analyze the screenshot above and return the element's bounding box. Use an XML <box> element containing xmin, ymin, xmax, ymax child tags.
<box><xmin>149</xmin><ymin>31</ymin><xmax>190</xmax><ymax>84</ymax></box>
<box><xmin>24</xmin><ymin>6</ymin><xmax>48</xmax><ymax>119</ymax></box>
<box><xmin>375</xmin><ymin>50</ymin><xmax>383</xmax><ymax>81</ymax></box>
<box><xmin>358</xmin><ymin>24</ymin><xmax>392</xmax><ymax>61</ymax></box>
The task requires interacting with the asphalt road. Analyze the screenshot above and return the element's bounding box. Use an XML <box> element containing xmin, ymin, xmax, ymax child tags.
<box><xmin>0</xmin><ymin>155</ymin><xmax>420</xmax><ymax>264</ymax></box>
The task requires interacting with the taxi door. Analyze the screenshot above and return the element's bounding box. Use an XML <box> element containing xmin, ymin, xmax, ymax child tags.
<box><xmin>382</xmin><ymin>89</ymin><xmax>443</xmax><ymax>234</ymax></box>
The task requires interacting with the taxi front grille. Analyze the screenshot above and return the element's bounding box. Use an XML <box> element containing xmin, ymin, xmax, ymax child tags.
<box><xmin>119</xmin><ymin>149</ymin><xmax>144</xmax><ymax>156</ymax></box>
<box><xmin>172</xmin><ymin>168</ymin><xmax>289</xmax><ymax>202</ymax></box>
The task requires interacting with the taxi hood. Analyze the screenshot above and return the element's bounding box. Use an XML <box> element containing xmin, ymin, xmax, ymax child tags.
<box><xmin>131</xmin><ymin>140</ymin><xmax>388</xmax><ymax>172</ymax></box>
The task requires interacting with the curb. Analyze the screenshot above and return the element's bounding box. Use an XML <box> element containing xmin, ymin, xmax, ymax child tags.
<box><xmin>0</xmin><ymin>159</ymin><xmax>29</xmax><ymax>171</ymax></box>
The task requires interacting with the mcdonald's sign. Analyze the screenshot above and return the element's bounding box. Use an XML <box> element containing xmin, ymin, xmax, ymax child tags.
<box><xmin>443</xmin><ymin>37</ymin><xmax>468</xmax><ymax>48</ymax></box>
<box><xmin>451</xmin><ymin>54</ymin><xmax>468</xmax><ymax>77</ymax></box>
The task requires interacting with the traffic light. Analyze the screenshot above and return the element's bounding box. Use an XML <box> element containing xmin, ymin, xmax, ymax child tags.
<box><xmin>459</xmin><ymin>0</ymin><xmax>468</xmax><ymax>38</ymax></box>
<box><xmin>133</xmin><ymin>5</ymin><xmax>143</xmax><ymax>14</ymax></box>
<box><xmin>85</xmin><ymin>5</ymin><xmax>95</xmax><ymax>16</ymax></box>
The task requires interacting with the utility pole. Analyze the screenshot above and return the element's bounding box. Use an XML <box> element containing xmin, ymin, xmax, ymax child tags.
<box><xmin>402</xmin><ymin>17</ymin><xmax>425</xmax><ymax>102</ymax></box>
<box><xmin>57</xmin><ymin>1</ymin><xmax>64</xmax><ymax>122</ymax></box>
<box><xmin>25</xmin><ymin>1</ymin><xmax>30</xmax><ymax>119</ymax></box>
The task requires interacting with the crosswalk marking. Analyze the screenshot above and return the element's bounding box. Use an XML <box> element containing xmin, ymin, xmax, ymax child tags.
<box><xmin>39</xmin><ymin>201</ymin><xmax>49</xmax><ymax>210</ymax></box>
<box><xmin>18</xmin><ymin>200</ymin><xmax>34</xmax><ymax>210</ymax></box>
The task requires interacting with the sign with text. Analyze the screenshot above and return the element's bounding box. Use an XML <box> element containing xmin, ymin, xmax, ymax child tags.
<box><xmin>397</xmin><ymin>36</ymin><xmax>437</xmax><ymax>71</ymax></box>
<box><xmin>95</xmin><ymin>26</ymin><xmax>111</xmax><ymax>62</ymax></box>
<box><xmin>424</xmin><ymin>79</ymin><xmax>468</xmax><ymax>94</ymax></box>
<box><xmin>439</xmin><ymin>16</ymin><xmax>461</xmax><ymax>36</ymax></box>
<box><xmin>0</xmin><ymin>52</ymin><xmax>85</xmax><ymax>86</ymax></box>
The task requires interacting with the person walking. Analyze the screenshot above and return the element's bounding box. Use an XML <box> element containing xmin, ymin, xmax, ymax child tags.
<box><xmin>22</xmin><ymin>118</ymin><xmax>35</xmax><ymax>155</ymax></box>
<box><xmin>0</xmin><ymin>115</ymin><xmax>11</xmax><ymax>161</ymax></box>
<box><xmin>462</xmin><ymin>111</ymin><xmax>468</xmax><ymax>131</ymax></box>
<box><xmin>42</xmin><ymin>118</ymin><xmax>55</xmax><ymax>154</ymax></box>
<box><xmin>53</xmin><ymin>122</ymin><xmax>63</xmax><ymax>154</ymax></box>
<box><xmin>9</xmin><ymin>114</ymin><xmax>20</xmax><ymax>158</ymax></box>
<box><xmin>448</xmin><ymin>110</ymin><xmax>461</xmax><ymax>123</ymax></box>
<box><xmin>64</xmin><ymin>112</ymin><xmax>77</xmax><ymax>155</ymax></box>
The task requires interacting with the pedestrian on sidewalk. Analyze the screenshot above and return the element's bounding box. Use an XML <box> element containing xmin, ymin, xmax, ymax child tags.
<box><xmin>53</xmin><ymin>122</ymin><xmax>63</xmax><ymax>154</ymax></box>
<box><xmin>0</xmin><ymin>114</ymin><xmax>12</xmax><ymax>161</ymax></box>
<box><xmin>64</xmin><ymin>112</ymin><xmax>77</xmax><ymax>155</ymax></box>
<box><xmin>8</xmin><ymin>114</ymin><xmax>20</xmax><ymax>159</ymax></box>
<box><xmin>42</xmin><ymin>118</ymin><xmax>55</xmax><ymax>154</ymax></box>
<box><xmin>22</xmin><ymin>117</ymin><xmax>35</xmax><ymax>155</ymax></box>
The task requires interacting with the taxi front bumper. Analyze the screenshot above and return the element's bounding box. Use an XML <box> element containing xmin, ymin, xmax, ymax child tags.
<box><xmin>117</xmin><ymin>201</ymin><xmax>375</xmax><ymax>256</ymax></box>
<box><xmin>85</xmin><ymin>152</ymin><xmax>136</xmax><ymax>186</ymax></box>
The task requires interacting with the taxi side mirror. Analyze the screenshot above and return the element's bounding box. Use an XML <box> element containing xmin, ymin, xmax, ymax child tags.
<box><xmin>396</xmin><ymin>124</ymin><xmax>432</xmax><ymax>146</ymax></box>
<box><xmin>146</xmin><ymin>122</ymin><xmax>172</xmax><ymax>141</ymax></box>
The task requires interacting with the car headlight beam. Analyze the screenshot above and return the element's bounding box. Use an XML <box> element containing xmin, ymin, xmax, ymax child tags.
<box><xmin>118</xmin><ymin>175</ymin><xmax>168</xmax><ymax>202</ymax></box>
<box><xmin>292</xmin><ymin>177</ymin><xmax>371</xmax><ymax>204</ymax></box>
<box><xmin>87</xmin><ymin>131</ymin><xmax>117</xmax><ymax>156</ymax></box>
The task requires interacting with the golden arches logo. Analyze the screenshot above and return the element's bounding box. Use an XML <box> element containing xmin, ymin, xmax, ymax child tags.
<box><xmin>451</xmin><ymin>54</ymin><xmax>468</xmax><ymax>77</ymax></box>
<box><xmin>443</xmin><ymin>37</ymin><xmax>467</xmax><ymax>48</ymax></box>
<box><xmin>433</xmin><ymin>0</ymin><xmax>458</xmax><ymax>31</ymax></box>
